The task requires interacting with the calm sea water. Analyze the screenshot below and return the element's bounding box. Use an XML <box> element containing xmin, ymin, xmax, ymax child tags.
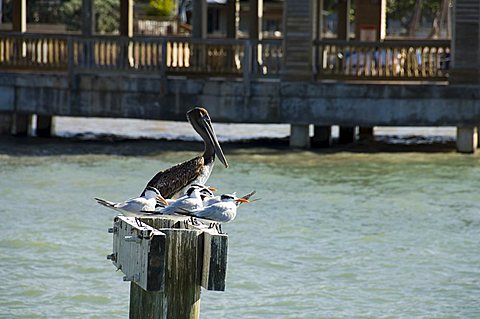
<box><xmin>0</xmin><ymin>142</ymin><xmax>479</xmax><ymax>319</ymax></box>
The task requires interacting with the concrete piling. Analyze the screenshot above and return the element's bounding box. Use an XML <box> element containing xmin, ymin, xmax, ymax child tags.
<box><xmin>289</xmin><ymin>124</ymin><xmax>311</xmax><ymax>148</ymax></box>
<box><xmin>456</xmin><ymin>126</ymin><xmax>478</xmax><ymax>153</ymax></box>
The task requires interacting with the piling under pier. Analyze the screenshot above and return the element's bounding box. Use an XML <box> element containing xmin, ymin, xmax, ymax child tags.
<box><xmin>0</xmin><ymin>73</ymin><xmax>480</xmax><ymax>152</ymax></box>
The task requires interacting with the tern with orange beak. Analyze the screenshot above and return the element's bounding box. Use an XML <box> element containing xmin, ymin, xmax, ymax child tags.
<box><xmin>95</xmin><ymin>186</ymin><xmax>168</xmax><ymax>216</ymax></box>
<box><xmin>156</xmin><ymin>184</ymin><xmax>217</xmax><ymax>215</ymax></box>
<box><xmin>179</xmin><ymin>193</ymin><xmax>250</xmax><ymax>233</ymax></box>
<box><xmin>142</xmin><ymin>107</ymin><xmax>228</xmax><ymax>199</ymax></box>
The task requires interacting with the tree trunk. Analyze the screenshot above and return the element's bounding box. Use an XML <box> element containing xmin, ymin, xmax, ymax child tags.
<box><xmin>439</xmin><ymin>0</ymin><xmax>449</xmax><ymax>36</ymax></box>
<box><xmin>429</xmin><ymin>0</ymin><xmax>449</xmax><ymax>38</ymax></box>
<box><xmin>407</xmin><ymin>0</ymin><xmax>423</xmax><ymax>37</ymax></box>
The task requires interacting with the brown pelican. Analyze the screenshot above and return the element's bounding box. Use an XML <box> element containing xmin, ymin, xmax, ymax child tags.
<box><xmin>142</xmin><ymin>107</ymin><xmax>228</xmax><ymax>199</ymax></box>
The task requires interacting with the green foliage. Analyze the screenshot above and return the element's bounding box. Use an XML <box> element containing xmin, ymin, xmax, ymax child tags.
<box><xmin>2</xmin><ymin>0</ymin><xmax>65</xmax><ymax>24</ymax></box>
<box><xmin>387</xmin><ymin>0</ymin><xmax>441</xmax><ymax>27</ymax></box>
<box><xmin>60</xmin><ymin>0</ymin><xmax>120</xmax><ymax>33</ymax></box>
<box><xmin>146</xmin><ymin>0</ymin><xmax>175</xmax><ymax>17</ymax></box>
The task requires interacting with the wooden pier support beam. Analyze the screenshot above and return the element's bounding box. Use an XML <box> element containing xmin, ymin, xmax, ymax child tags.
<box><xmin>0</xmin><ymin>113</ymin><xmax>12</xmax><ymax>135</ymax></box>
<box><xmin>12</xmin><ymin>113</ymin><xmax>32</xmax><ymax>136</ymax></box>
<box><xmin>312</xmin><ymin>125</ymin><xmax>332</xmax><ymax>148</ymax></box>
<box><xmin>36</xmin><ymin>115</ymin><xmax>55</xmax><ymax>137</ymax></box>
<box><xmin>339</xmin><ymin>126</ymin><xmax>357</xmax><ymax>144</ymax></box>
<box><xmin>359</xmin><ymin>127</ymin><xmax>374</xmax><ymax>140</ymax></box>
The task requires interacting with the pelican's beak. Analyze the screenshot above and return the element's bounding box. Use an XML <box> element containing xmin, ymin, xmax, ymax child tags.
<box><xmin>201</xmin><ymin>115</ymin><xmax>229</xmax><ymax>168</ymax></box>
<box><xmin>208</xmin><ymin>186</ymin><xmax>217</xmax><ymax>192</ymax></box>
<box><xmin>235</xmin><ymin>198</ymin><xmax>250</xmax><ymax>203</ymax></box>
<box><xmin>156</xmin><ymin>195</ymin><xmax>169</xmax><ymax>206</ymax></box>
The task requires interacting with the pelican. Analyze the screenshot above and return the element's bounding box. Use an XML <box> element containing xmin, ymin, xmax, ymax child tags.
<box><xmin>142</xmin><ymin>107</ymin><xmax>228</xmax><ymax>199</ymax></box>
<box><xmin>95</xmin><ymin>186</ymin><xmax>168</xmax><ymax>216</ymax></box>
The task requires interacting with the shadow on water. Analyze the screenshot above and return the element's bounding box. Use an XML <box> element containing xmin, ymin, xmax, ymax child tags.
<box><xmin>0</xmin><ymin>134</ymin><xmax>457</xmax><ymax>157</ymax></box>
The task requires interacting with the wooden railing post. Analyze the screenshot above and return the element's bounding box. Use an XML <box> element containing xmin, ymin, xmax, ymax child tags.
<box><xmin>108</xmin><ymin>216</ymin><xmax>228</xmax><ymax>319</ymax></box>
<box><xmin>243</xmin><ymin>40</ymin><xmax>252</xmax><ymax>96</ymax></box>
<box><xmin>160</xmin><ymin>38</ymin><xmax>167</xmax><ymax>96</ymax></box>
<box><xmin>0</xmin><ymin>32</ymin><xmax>450</xmax><ymax>81</ymax></box>
<box><xmin>67</xmin><ymin>36</ymin><xmax>75</xmax><ymax>90</ymax></box>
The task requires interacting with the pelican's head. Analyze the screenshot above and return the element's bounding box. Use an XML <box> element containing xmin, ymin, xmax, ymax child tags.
<box><xmin>144</xmin><ymin>186</ymin><xmax>169</xmax><ymax>205</ymax></box>
<box><xmin>187</xmin><ymin>107</ymin><xmax>229</xmax><ymax>168</ymax></box>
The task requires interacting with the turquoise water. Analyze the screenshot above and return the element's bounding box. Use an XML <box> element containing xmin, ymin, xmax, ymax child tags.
<box><xmin>0</xmin><ymin>146</ymin><xmax>479</xmax><ymax>318</ymax></box>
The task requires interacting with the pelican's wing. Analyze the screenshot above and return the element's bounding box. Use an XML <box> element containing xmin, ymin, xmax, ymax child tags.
<box><xmin>142</xmin><ymin>156</ymin><xmax>204</xmax><ymax>199</ymax></box>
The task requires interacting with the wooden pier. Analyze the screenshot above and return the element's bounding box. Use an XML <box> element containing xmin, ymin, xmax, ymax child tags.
<box><xmin>0</xmin><ymin>1</ymin><xmax>479</xmax><ymax>152</ymax></box>
<box><xmin>108</xmin><ymin>215</ymin><xmax>228</xmax><ymax>319</ymax></box>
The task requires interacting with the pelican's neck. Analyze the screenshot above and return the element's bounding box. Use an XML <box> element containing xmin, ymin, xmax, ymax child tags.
<box><xmin>203</xmin><ymin>141</ymin><xmax>215</xmax><ymax>165</ymax></box>
<box><xmin>191</xmin><ymin>119</ymin><xmax>215</xmax><ymax>165</ymax></box>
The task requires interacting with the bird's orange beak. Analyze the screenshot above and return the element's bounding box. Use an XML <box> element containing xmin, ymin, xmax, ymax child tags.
<box><xmin>208</xmin><ymin>186</ymin><xmax>217</xmax><ymax>192</ymax></box>
<box><xmin>156</xmin><ymin>195</ymin><xmax>169</xmax><ymax>206</ymax></box>
<box><xmin>235</xmin><ymin>198</ymin><xmax>250</xmax><ymax>203</ymax></box>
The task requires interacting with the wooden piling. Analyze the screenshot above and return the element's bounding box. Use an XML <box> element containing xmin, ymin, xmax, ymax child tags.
<box><xmin>108</xmin><ymin>216</ymin><xmax>228</xmax><ymax>319</ymax></box>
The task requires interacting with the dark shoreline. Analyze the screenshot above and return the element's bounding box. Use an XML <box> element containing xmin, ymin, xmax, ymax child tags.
<box><xmin>0</xmin><ymin>133</ymin><xmax>458</xmax><ymax>157</ymax></box>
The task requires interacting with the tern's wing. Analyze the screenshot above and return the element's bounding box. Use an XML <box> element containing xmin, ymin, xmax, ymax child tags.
<box><xmin>240</xmin><ymin>190</ymin><xmax>256</xmax><ymax>201</ymax></box>
<box><xmin>142</xmin><ymin>156</ymin><xmax>204</xmax><ymax>199</ymax></box>
<box><xmin>95</xmin><ymin>198</ymin><xmax>134</xmax><ymax>215</ymax></box>
<box><xmin>116</xmin><ymin>197</ymin><xmax>153</xmax><ymax>213</ymax></box>
<box><xmin>193</xmin><ymin>205</ymin><xmax>234</xmax><ymax>223</ymax></box>
<box><xmin>95</xmin><ymin>197</ymin><xmax>116</xmax><ymax>208</ymax></box>
<box><xmin>159</xmin><ymin>202</ymin><xmax>202</xmax><ymax>215</ymax></box>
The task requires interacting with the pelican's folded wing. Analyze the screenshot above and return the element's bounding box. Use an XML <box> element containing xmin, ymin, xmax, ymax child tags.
<box><xmin>142</xmin><ymin>156</ymin><xmax>204</xmax><ymax>199</ymax></box>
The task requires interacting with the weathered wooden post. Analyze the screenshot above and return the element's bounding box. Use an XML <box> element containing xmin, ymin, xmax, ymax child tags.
<box><xmin>107</xmin><ymin>215</ymin><xmax>228</xmax><ymax>319</ymax></box>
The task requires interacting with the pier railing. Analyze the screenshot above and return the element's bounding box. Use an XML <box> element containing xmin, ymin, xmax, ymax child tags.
<box><xmin>0</xmin><ymin>32</ymin><xmax>450</xmax><ymax>81</ymax></box>
<box><xmin>315</xmin><ymin>39</ymin><xmax>450</xmax><ymax>81</ymax></box>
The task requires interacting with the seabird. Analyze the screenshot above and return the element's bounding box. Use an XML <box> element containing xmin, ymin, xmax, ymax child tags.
<box><xmin>95</xmin><ymin>186</ymin><xmax>168</xmax><ymax>216</ymax></box>
<box><xmin>157</xmin><ymin>184</ymin><xmax>216</xmax><ymax>215</ymax></box>
<box><xmin>180</xmin><ymin>193</ymin><xmax>250</xmax><ymax>233</ymax></box>
<box><xmin>202</xmin><ymin>190</ymin><xmax>256</xmax><ymax>207</ymax></box>
<box><xmin>142</xmin><ymin>107</ymin><xmax>228</xmax><ymax>199</ymax></box>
